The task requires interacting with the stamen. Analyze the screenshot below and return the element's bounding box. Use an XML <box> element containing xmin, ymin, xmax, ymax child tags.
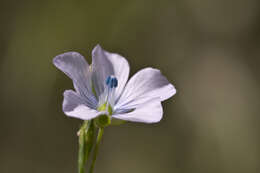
<box><xmin>110</xmin><ymin>78</ymin><xmax>114</xmax><ymax>88</ymax></box>
<box><xmin>106</xmin><ymin>76</ymin><xmax>111</xmax><ymax>86</ymax></box>
<box><xmin>105</xmin><ymin>76</ymin><xmax>118</xmax><ymax>89</ymax></box>
<box><xmin>113</xmin><ymin>78</ymin><xmax>118</xmax><ymax>88</ymax></box>
<box><xmin>99</xmin><ymin>76</ymin><xmax>118</xmax><ymax>114</ymax></box>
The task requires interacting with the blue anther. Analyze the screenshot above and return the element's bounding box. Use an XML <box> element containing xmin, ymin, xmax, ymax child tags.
<box><xmin>110</xmin><ymin>78</ymin><xmax>114</xmax><ymax>88</ymax></box>
<box><xmin>113</xmin><ymin>78</ymin><xmax>118</xmax><ymax>88</ymax></box>
<box><xmin>106</xmin><ymin>76</ymin><xmax>111</xmax><ymax>86</ymax></box>
<box><xmin>106</xmin><ymin>76</ymin><xmax>118</xmax><ymax>88</ymax></box>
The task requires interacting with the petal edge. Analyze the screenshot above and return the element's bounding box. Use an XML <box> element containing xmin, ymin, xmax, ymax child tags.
<box><xmin>112</xmin><ymin>100</ymin><xmax>163</xmax><ymax>123</ymax></box>
<box><xmin>63</xmin><ymin>90</ymin><xmax>103</xmax><ymax>120</ymax></box>
<box><xmin>115</xmin><ymin>67</ymin><xmax>176</xmax><ymax>110</ymax></box>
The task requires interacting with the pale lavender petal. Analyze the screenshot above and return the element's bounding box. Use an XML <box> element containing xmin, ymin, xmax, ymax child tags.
<box><xmin>63</xmin><ymin>90</ymin><xmax>104</xmax><ymax>120</ymax></box>
<box><xmin>91</xmin><ymin>45</ymin><xmax>130</xmax><ymax>100</ymax></box>
<box><xmin>103</xmin><ymin>50</ymin><xmax>129</xmax><ymax>102</ymax></box>
<box><xmin>92</xmin><ymin>45</ymin><xmax>114</xmax><ymax>97</ymax></box>
<box><xmin>115</xmin><ymin>68</ymin><xmax>176</xmax><ymax>110</ymax></box>
<box><xmin>53</xmin><ymin>52</ymin><xmax>97</xmax><ymax>108</ymax></box>
<box><xmin>112</xmin><ymin>100</ymin><xmax>163</xmax><ymax>123</ymax></box>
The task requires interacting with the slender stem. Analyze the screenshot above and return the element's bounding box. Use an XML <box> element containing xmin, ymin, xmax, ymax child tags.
<box><xmin>89</xmin><ymin>127</ymin><xmax>104</xmax><ymax>173</ymax></box>
<box><xmin>78</xmin><ymin>122</ymin><xmax>87</xmax><ymax>173</ymax></box>
<box><xmin>78</xmin><ymin>121</ymin><xmax>95</xmax><ymax>173</ymax></box>
<box><xmin>84</xmin><ymin>121</ymin><xmax>95</xmax><ymax>163</ymax></box>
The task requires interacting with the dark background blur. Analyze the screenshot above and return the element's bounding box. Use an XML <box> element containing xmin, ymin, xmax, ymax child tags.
<box><xmin>0</xmin><ymin>0</ymin><xmax>260</xmax><ymax>173</ymax></box>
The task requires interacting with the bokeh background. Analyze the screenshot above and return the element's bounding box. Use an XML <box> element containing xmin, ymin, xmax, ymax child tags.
<box><xmin>0</xmin><ymin>0</ymin><xmax>260</xmax><ymax>173</ymax></box>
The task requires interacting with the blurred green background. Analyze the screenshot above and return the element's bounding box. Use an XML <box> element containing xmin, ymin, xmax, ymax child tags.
<box><xmin>0</xmin><ymin>0</ymin><xmax>260</xmax><ymax>173</ymax></box>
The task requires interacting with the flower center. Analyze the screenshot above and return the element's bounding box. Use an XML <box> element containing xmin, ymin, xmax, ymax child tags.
<box><xmin>98</xmin><ymin>75</ymin><xmax>118</xmax><ymax>115</ymax></box>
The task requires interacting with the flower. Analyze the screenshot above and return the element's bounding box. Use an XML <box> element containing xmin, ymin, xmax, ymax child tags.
<box><xmin>53</xmin><ymin>45</ymin><xmax>176</xmax><ymax>124</ymax></box>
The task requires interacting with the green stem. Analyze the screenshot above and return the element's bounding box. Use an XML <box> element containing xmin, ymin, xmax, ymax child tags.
<box><xmin>84</xmin><ymin>121</ymin><xmax>95</xmax><ymax>163</ymax></box>
<box><xmin>78</xmin><ymin>121</ymin><xmax>95</xmax><ymax>173</ymax></box>
<box><xmin>89</xmin><ymin>127</ymin><xmax>104</xmax><ymax>173</ymax></box>
<box><xmin>78</xmin><ymin>122</ymin><xmax>87</xmax><ymax>173</ymax></box>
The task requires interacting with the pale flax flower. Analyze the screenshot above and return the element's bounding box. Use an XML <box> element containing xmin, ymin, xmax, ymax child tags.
<box><xmin>53</xmin><ymin>45</ymin><xmax>176</xmax><ymax>124</ymax></box>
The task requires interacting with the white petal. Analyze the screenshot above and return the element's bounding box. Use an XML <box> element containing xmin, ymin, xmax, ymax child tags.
<box><xmin>53</xmin><ymin>52</ymin><xmax>97</xmax><ymax>107</ymax></box>
<box><xmin>112</xmin><ymin>100</ymin><xmax>163</xmax><ymax>123</ymax></box>
<box><xmin>115</xmin><ymin>68</ymin><xmax>176</xmax><ymax>110</ymax></box>
<box><xmin>91</xmin><ymin>45</ymin><xmax>130</xmax><ymax>100</ymax></box>
<box><xmin>63</xmin><ymin>90</ymin><xmax>104</xmax><ymax>120</ymax></box>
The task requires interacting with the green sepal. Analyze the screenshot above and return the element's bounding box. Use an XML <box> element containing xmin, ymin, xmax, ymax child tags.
<box><xmin>94</xmin><ymin>115</ymin><xmax>111</xmax><ymax>128</ymax></box>
<box><xmin>95</xmin><ymin>103</ymin><xmax>113</xmax><ymax>128</ymax></box>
